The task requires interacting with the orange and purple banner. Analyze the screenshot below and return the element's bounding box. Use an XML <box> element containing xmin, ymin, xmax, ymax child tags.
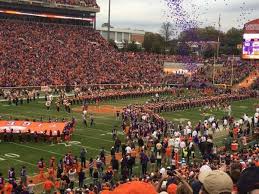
<box><xmin>0</xmin><ymin>120</ymin><xmax>66</xmax><ymax>134</ymax></box>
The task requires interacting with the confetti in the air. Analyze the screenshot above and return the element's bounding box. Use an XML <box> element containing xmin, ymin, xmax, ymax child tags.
<box><xmin>164</xmin><ymin>0</ymin><xmax>256</xmax><ymax>32</ymax></box>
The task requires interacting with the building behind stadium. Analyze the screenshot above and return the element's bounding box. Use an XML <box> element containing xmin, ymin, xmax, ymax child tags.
<box><xmin>97</xmin><ymin>26</ymin><xmax>145</xmax><ymax>49</ymax></box>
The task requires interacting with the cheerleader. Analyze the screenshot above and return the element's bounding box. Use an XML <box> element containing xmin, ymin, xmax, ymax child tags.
<box><xmin>37</xmin><ymin>158</ymin><xmax>45</xmax><ymax>180</ymax></box>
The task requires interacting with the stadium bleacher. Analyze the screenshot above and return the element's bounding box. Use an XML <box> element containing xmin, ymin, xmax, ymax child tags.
<box><xmin>0</xmin><ymin>19</ymin><xmax>164</xmax><ymax>87</ymax></box>
<box><xmin>2</xmin><ymin>0</ymin><xmax>99</xmax><ymax>8</ymax></box>
<box><xmin>50</xmin><ymin>0</ymin><xmax>99</xmax><ymax>8</ymax></box>
<box><xmin>0</xmin><ymin>18</ymin><xmax>255</xmax><ymax>88</ymax></box>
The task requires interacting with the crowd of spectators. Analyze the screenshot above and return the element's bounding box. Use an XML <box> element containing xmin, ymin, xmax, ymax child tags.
<box><xmin>188</xmin><ymin>62</ymin><xmax>256</xmax><ymax>87</ymax></box>
<box><xmin>163</xmin><ymin>74</ymin><xmax>188</xmax><ymax>85</ymax></box>
<box><xmin>30</xmin><ymin>0</ymin><xmax>99</xmax><ymax>8</ymax></box>
<box><xmin>163</xmin><ymin>55</ymin><xmax>204</xmax><ymax>65</ymax></box>
<box><xmin>213</xmin><ymin>63</ymin><xmax>255</xmax><ymax>85</ymax></box>
<box><xmin>53</xmin><ymin>0</ymin><xmax>98</xmax><ymax>7</ymax></box>
<box><xmin>252</xmin><ymin>78</ymin><xmax>259</xmax><ymax>90</ymax></box>
<box><xmin>0</xmin><ymin>19</ymin><xmax>163</xmax><ymax>87</ymax></box>
<box><xmin>163</xmin><ymin>58</ymin><xmax>256</xmax><ymax>87</ymax></box>
<box><xmin>0</xmin><ymin>19</ymin><xmax>256</xmax><ymax>88</ymax></box>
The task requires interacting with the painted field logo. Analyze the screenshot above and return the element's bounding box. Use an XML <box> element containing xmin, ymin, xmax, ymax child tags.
<box><xmin>201</xmin><ymin>113</ymin><xmax>213</xmax><ymax>117</ymax></box>
<box><xmin>51</xmin><ymin>141</ymin><xmax>82</xmax><ymax>147</ymax></box>
<box><xmin>0</xmin><ymin>153</ymin><xmax>20</xmax><ymax>161</ymax></box>
<box><xmin>172</xmin><ymin>118</ymin><xmax>189</xmax><ymax>122</ymax></box>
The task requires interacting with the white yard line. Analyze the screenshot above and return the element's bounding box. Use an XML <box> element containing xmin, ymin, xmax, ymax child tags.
<box><xmin>72</xmin><ymin>133</ymin><xmax>113</xmax><ymax>143</ymax></box>
<box><xmin>10</xmin><ymin>142</ymin><xmax>64</xmax><ymax>156</ymax></box>
<box><xmin>69</xmin><ymin>143</ymin><xmax>103</xmax><ymax>152</ymax></box>
<box><xmin>2</xmin><ymin>155</ymin><xmax>37</xmax><ymax>167</ymax></box>
<box><xmin>76</xmin><ymin>126</ymin><xmax>114</xmax><ymax>134</ymax></box>
<box><xmin>10</xmin><ymin>141</ymin><xmax>106</xmax><ymax>155</ymax></box>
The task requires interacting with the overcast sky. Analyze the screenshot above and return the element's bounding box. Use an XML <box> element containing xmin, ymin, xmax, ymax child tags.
<box><xmin>96</xmin><ymin>0</ymin><xmax>258</xmax><ymax>33</ymax></box>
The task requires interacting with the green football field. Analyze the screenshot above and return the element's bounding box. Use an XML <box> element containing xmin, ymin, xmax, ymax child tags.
<box><xmin>0</xmin><ymin>95</ymin><xmax>258</xmax><ymax>181</ymax></box>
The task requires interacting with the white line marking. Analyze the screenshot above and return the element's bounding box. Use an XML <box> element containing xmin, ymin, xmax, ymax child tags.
<box><xmin>2</xmin><ymin>155</ymin><xmax>37</xmax><ymax>167</ymax></box>
<box><xmin>73</xmin><ymin>134</ymin><xmax>113</xmax><ymax>143</ymax></box>
<box><xmin>10</xmin><ymin>142</ymin><xmax>64</xmax><ymax>156</ymax></box>
<box><xmin>47</xmin><ymin>141</ymin><xmax>103</xmax><ymax>152</ymax></box>
<box><xmin>76</xmin><ymin>126</ymin><xmax>115</xmax><ymax>134</ymax></box>
<box><xmin>69</xmin><ymin>143</ymin><xmax>102</xmax><ymax>151</ymax></box>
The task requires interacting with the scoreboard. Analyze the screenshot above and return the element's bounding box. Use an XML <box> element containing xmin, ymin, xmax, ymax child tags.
<box><xmin>243</xmin><ymin>33</ymin><xmax>259</xmax><ymax>59</ymax></box>
<box><xmin>243</xmin><ymin>19</ymin><xmax>259</xmax><ymax>60</ymax></box>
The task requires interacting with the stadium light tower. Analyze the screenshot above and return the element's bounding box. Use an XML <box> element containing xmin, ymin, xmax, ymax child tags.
<box><xmin>107</xmin><ymin>0</ymin><xmax>111</xmax><ymax>41</ymax></box>
<box><xmin>216</xmin><ymin>14</ymin><xmax>221</xmax><ymax>59</ymax></box>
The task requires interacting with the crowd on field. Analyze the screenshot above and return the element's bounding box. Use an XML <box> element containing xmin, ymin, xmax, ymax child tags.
<box><xmin>0</xmin><ymin>91</ymin><xmax>258</xmax><ymax>194</ymax></box>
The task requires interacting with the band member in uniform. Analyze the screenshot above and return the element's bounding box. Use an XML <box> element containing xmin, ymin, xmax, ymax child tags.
<box><xmin>64</xmin><ymin>153</ymin><xmax>73</xmax><ymax>173</ymax></box>
<box><xmin>90</xmin><ymin>114</ymin><xmax>94</xmax><ymax>127</ymax></box>
<box><xmin>56</xmin><ymin>100</ymin><xmax>60</xmax><ymax>112</ymax></box>
<box><xmin>20</xmin><ymin>94</ymin><xmax>23</xmax><ymax>105</ymax></box>
<box><xmin>67</xmin><ymin>101</ymin><xmax>71</xmax><ymax>113</ymax></box>
<box><xmin>33</xmin><ymin>131</ymin><xmax>39</xmax><ymax>143</ymax></box>
<box><xmin>82</xmin><ymin>112</ymin><xmax>87</xmax><ymax>127</ymax></box>
<box><xmin>56</xmin><ymin>130</ymin><xmax>61</xmax><ymax>143</ymax></box>
<box><xmin>18</xmin><ymin>130</ymin><xmax>23</xmax><ymax>143</ymax></box>
<box><xmin>8</xmin><ymin>129</ymin><xmax>14</xmax><ymax>142</ymax></box>
<box><xmin>116</xmin><ymin>110</ymin><xmax>120</xmax><ymax>120</ymax></box>
<box><xmin>48</xmin><ymin>130</ymin><xmax>53</xmax><ymax>143</ymax></box>
<box><xmin>112</xmin><ymin>128</ymin><xmax>117</xmax><ymax>140</ymax></box>
<box><xmin>63</xmin><ymin>127</ymin><xmax>70</xmax><ymax>142</ymax></box>
<box><xmin>3</xmin><ymin>129</ymin><xmax>7</xmax><ymax>142</ymax></box>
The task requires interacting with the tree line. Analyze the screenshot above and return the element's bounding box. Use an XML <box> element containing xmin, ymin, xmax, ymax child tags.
<box><xmin>118</xmin><ymin>22</ymin><xmax>243</xmax><ymax>58</ymax></box>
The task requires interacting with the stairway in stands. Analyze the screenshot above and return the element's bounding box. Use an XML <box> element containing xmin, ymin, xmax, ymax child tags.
<box><xmin>234</xmin><ymin>69</ymin><xmax>259</xmax><ymax>88</ymax></box>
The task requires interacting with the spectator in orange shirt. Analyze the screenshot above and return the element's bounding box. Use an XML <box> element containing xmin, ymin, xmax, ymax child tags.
<box><xmin>48</xmin><ymin>167</ymin><xmax>55</xmax><ymax>182</ymax></box>
<box><xmin>54</xmin><ymin>178</ymin><xmax>61</xmax><ymax>192</ymax></box>
<box><xmin>166</xmin><ymin>146</ymin><xmax>172</xmax><ymax>165</ymax></box>
<box><xmin>0</xmin><ymin>173</ymin><xmax>4</xmax><ymax>194</ymax></box>
<box><xmin>233</xmin><ymin>127</ymin><xmax>239</xmax><ymax>140</ymax></box>
<box><xmin>5</xmin><ymin>181</ymin><xmax>13</xmax><ymax>194</ymax></box>
<box><xmin>44</xmin><ymin>178</ymin><xmax>54</xmax><ymax>194</ymax></box>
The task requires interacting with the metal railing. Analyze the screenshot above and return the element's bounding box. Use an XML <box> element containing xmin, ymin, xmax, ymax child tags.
<box><xmin>0</xmin><ymin>83</ymin><xmax>171</xmax><ymax>91</ymax></box>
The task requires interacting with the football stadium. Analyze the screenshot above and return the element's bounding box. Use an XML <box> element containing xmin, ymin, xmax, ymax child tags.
<box><xmin>0</xmin><ymin>0</ymin><xmax>258</xmax><ymax>193</ymax></box>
